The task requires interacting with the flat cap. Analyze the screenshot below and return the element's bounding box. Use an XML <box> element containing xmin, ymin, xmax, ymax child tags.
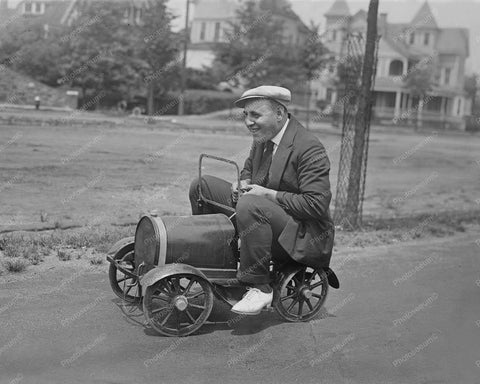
<box><xmin>234</xmin><ymin>85</ymin><xmax>291</xmax><ymax>109</ymax></box>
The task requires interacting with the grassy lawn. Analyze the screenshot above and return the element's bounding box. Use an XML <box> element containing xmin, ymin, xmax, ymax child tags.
<box><xmin>1</xmin><ymin>115</ymin><xmax>479</xmax><ymax>272</ymax></box>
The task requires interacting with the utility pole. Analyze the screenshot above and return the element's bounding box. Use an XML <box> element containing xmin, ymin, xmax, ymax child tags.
<box><xmin>178</xmin><ymin>0</ymin><xmax>191</xmax><ymax>116</ymax></box>
<box><xmin>343</xmin><ymin>0</ymin><xmax>378</xmax><ymax>228</ymax></box>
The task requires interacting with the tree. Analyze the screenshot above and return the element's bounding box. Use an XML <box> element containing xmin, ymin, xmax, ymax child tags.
<box><xmin>464</xmin><ymin>73</ymin><xmax>478</xmax><ymax>115</ymax></box>
<box><xmin>134</xmin><ymin>0</ymin><xmax>181</xmax><ymax>115</ymax></box>
<box><xmin>212</xmin><ymin>0</ymin><xmax>324</xmax><ymax>90</ymax></box>
<box><xmin>0</xmin><ymin>1</ymin><xmax>180</xmax><ymax>112</ymax></box>
<box><xmin>58</xmin><ymin>2</ymin><xmax>142</xmax><ymax>108</ymax></box>
<box><xmin>405</xmin><ymin>62</ymin><xmax>435</xmax><ymax>129</ymax></box>
<box><xmin>0</xmin><ymin>17</ymin><xmax>64</xmax><ymax>86</ymax></box>
<box><xmin>300</xmin><ymin>23</ymin><xmax>330</xmax><ymax>127</ymax></box>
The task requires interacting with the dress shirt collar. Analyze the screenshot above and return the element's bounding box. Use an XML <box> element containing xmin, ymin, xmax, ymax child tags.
<box><xmin>270</xmin><ymin>118</ymin><xmax>289</xmax><ymax>153</ymax></box>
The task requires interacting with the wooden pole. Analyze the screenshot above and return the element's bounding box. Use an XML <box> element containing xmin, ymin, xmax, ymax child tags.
<box><xmin>344</xmin><ymin>0</ymin><xmax>378</xmax><ymax>228</ymax></box>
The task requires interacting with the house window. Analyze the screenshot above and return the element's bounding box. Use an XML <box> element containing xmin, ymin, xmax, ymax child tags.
<box><xmin>123</xmin><ymin>9</ymin><xmax>130</xmax><ymax>22</ymax></box>
<box><xmin>331</xmin><ymin>29</ymin><xmax>337</xmax><ymax>41</ymax></box>
<box><xmin>35</xmin><ymin>2</ymin><xmax>41</xmax><ymax>13</ymax></box>
<box><xmin>409</xmin><ymin>33</ymin><xmax>415</xmax><ymax>44</ymax></box>
<box><xmin>135</xmin><ymin>8</ymin><xmax>143</xmax><ymax>24</ymax></box>
<box><xmin>389</xmin><ymin>60</ymin><xmax>404</xmax><ymax>76</ymax></box>
<box><xmin>444</xmin><ymin>68</ymin><xmax>451</xmax><ymax>85</ymax></box>
<box><xmin>200</xmin><ymin>22</ymin><xmax>206</xmax><ymax>41</ymax></box>
<box><xmin>424</xmin><ymin>32</ymin><xmax>430</xmax><ymax>45</ymax></box>
<box><xmin>214</xmin><ymin>22</ymin><xmax>220</xmax><ymax>41</ymax></box>
<box><xmin>24</xmin><ymin>2</ymin><xmax>32</xmax><ymax>13</ymax></box>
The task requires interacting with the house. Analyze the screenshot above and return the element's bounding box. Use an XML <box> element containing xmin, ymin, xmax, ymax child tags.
<box><xmin>315</xmin><ymin>0</ymin><xmax>470</xmax><ymax>129</ymax></box>
<box><xmin>0</xmin><ymin>0</ymin><xmax>78</xmax><ymax>38</ymax></box>
<box><xmin>187</xmin><ymin>0</ymin><xmax>310</xmax><ymax>70</ymax></box>
<box><xmin>0</xmin><ymin>0</ymin><xmax>149</xmax><ymax>39</ymax></box>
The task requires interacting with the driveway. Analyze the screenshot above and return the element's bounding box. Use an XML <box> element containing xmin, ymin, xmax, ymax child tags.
<box><xmin>1</xmin><ymin>233</ymin><xmax>479</xmax><ymax>384</ymax></box>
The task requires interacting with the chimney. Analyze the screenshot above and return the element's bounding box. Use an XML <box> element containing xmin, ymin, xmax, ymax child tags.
<box><xmin>379</xmin><ymin>12</ymin><xmax>388</xmax><ymax>36</ymax></box>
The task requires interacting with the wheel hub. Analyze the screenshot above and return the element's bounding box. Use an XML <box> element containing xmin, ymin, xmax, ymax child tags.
<box><xmin>300</xmin><ymin>287</ymin><xmax>313</xmax><ymax>299</ymax></box>
<box><xmin>173</xmin><ymin>295</ymin><xmax>188</xmax><ymax>311</ymax></box>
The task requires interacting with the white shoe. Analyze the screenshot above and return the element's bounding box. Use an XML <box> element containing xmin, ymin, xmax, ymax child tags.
<box><xmin>231</xmin><ymin>288</ymin><xmax>273</xmax><ymax>315</ymax></box>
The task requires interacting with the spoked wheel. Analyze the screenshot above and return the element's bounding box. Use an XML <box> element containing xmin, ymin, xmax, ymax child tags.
<box><xmin>273</xmin><ymin>267</ymin><xmax>329</xmax><ymax>322</ymax></box>
<box><xmin>143</xmin><ymin>274</ymin><xmax>214</xmax><ymax>337</ymax></box>
<box><xmin>108</xmin><ymin>244</ymin><xmax>141</xmax><ymax>303</ymax></box>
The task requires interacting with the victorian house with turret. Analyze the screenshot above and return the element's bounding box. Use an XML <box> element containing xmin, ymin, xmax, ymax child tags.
<box><xmin>315</xmin><ymin>0</ymin><xmax>470</xmax><ymax>129</ymax></box>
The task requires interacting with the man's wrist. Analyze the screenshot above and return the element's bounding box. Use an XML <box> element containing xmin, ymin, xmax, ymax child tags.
<box><xmin>267</xmin><ymin>189</ymin><xmax>277</xmax><ymax>201</ymax></box>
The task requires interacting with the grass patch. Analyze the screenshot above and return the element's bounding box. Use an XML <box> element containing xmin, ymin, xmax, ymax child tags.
<box><xmin>62</xmin><ymin>225</ymin><xmax>134</xmax><ymax>253</ymax></box>
<box><xmin>0</xmin><ymin>224</ymin><xmax>134</xmax><ymax>264</ymax></box>
<box><xmin>0</xmin><ymin>235</ymin><xmax>45</xmax><ymax>265</ymax></box>
<box><xmin>335</xmin><ymin>209</ymin><xmax>480</xmax><ymax>249</ymax></box>
<box><xmin>89</xmin><ymin>254</ymin><xmax>104</xmax><ymax>265</ymax></box>
<box><xmin>2</xmin><ymin>257</ymin><xmax>29</xmax><ymax>273</ymax></box>
<box><xmin>0</xmin><ymin>209</ymin><xmax>478</xmax><ymax>275</ymax></box>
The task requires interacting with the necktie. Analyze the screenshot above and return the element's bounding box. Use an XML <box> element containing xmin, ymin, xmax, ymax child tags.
<box><xmin>254</xmin><ymin>141</ymin><xmax>274</xmax><ymax>186</ymax></box>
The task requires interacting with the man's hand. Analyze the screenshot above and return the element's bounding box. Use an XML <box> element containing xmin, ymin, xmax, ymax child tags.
<box><xmin>231</xmin><ymin>179</ymin><xmax>251</xmax><ymax>203</ymax></box>
<box><xmin>243</xmin><ymin>184</ymin><xmax>277</xmax><ymax>201</ymax></box>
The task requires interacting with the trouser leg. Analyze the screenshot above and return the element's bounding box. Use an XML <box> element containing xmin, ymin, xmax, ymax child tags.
<box><xmin>188</xmin><ymin>175</ymin><xmax>234</xmax><ymax>216</ymax></box>
<box><xmin>235</xmin><ymin>194</ymin><xmax>291</xmax><ymax>285</ymax></box>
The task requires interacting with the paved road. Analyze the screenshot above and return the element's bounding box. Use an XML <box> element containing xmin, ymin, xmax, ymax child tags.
<box><xmin>1</xmin><ymin>233</ymin><xmax>479</xmax><ymax>384</ymax></box>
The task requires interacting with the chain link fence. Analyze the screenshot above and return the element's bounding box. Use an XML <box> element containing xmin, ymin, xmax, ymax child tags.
<box><xmin>333</xmin><ymin>33</ymin><xmax>379</xmax><ymax>229</ymax></box>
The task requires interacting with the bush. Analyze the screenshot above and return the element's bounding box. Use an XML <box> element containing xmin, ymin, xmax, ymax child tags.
<box><xmin>465</xmin><ymin>115</ymin><xmax>480</xmax><ymax>132</ymax></box>
<box><xmin>57</xmin><ymin>249</ymin><xmax>72</xmax><ymax>261</ymax></box>
<box><xmin>26</xmin><ymin>244</ymin><xmax>43</xmax><ymax>265</ymax></box>
<box><xmin>186</xmin><ymin>68</ymin><xmax>218</xmax><ymax>90</ymax></box>
<box><xmin>2</xmin><ymin>239</ymin><xmax>22</xmax><ymax>258</ymax></box>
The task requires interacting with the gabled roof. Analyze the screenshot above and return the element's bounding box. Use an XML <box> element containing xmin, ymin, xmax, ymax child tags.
<box><xmin>193</xmin><ymin>0</ymin><xmax>309</xmax><ymax>33</ymax></box>
<box><xmin>351</xmin><ymin>9</ymin><xmax>366</xmax><ymax>21</ymax></box>
<box><xmin>410</xmin><ymin>1</ymin><xmax>438</xmax><ymax>29</ymax></box>
<box><xmin>437</xmin><ymin>28</ymin><xmax>469</xmax><ymax>57</ymax></box>
<box><xmin>325</xmin><ymin>0</ymin><xmax>350</xmax><ymax>18</ymax></box>
<box><xmin>378</xmin><ymin>23</ymin><xmax>427</xmax><ymax>60</ymax></box>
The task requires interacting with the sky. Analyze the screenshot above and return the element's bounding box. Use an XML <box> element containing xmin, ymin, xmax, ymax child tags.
<box><xmin>6</xmin><ymin>0</ymin><xmax>480</xmax><ymax>72</ymax></box>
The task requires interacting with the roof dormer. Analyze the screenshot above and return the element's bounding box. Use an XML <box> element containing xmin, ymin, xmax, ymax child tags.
<box><xmin>407</xmin><ymin>1</ymin><xmax>439</xmax><ymax>50</ymax></box>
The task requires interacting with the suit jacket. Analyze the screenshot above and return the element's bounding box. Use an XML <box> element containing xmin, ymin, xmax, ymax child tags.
<box><xmin>240</xmin><ymin>116</ymin><xmax>334</xmax><ymax>269</ymax></box>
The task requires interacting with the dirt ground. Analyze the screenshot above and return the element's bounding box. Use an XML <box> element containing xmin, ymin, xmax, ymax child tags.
<box><xmin>1</xmin><ymin>114</ymin><xmax>480</xmax><ymax>229</ymax></box>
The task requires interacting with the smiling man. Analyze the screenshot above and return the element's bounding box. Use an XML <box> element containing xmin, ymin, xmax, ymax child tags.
<box><xmin>189</xmin><ymin>85</ymin><xmax>335</xmax><ymax>315</ymax></box>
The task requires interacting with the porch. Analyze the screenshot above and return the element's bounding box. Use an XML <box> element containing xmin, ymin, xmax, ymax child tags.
<box><xmin>372</xmin><ymin>91</ymin><xmax>466</xmax><ymax>130</ymax></box>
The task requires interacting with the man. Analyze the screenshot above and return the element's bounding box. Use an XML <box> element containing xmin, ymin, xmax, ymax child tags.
<box><xmin>34</xmin><ymin>95</ymin><xmax>40</xmax><ymax>110</ymax></box>
<box><xmin>189</xmin><ymin>85</ymin><xmax>334</xmax><ymax>315</ymax></box>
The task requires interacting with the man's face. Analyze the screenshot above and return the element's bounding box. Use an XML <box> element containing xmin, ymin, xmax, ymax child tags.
<box><xmin>243</xmin><ymin>99</ymin><xmax>281</xmax><ymax>143</ymax></box>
